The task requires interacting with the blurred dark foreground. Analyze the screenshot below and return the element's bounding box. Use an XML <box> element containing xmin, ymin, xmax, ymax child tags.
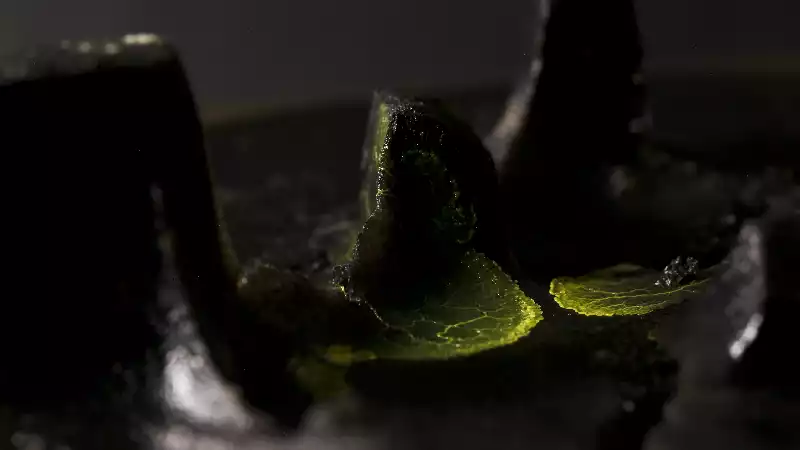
<box><xmin>0</xmin><ymin>12</ymin><xmax>799</xmax><ymax>449</ymax></box>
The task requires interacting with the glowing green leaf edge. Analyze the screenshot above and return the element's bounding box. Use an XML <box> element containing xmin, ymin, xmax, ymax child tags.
<box><xmin>328</xmin><ymin>100</ymin><xmax>543</xmax><ymax>362</ymax></box>
<box><xmin>549</xmin><ymin>264</ymin><xmax>711</xmax><ymax>317</ymax></box>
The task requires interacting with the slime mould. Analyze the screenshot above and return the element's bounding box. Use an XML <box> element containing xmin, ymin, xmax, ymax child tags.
<box><xmin>330</xmin><ymin>94</ymin><xmax>542</xmax><ymax>361</ymax></box>
<box><xmin>549</xmin><ymin>257</ymin><xmax>712</xmax><ymax>317</ymax></box>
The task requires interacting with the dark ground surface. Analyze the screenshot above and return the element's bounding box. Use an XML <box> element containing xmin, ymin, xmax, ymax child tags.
<box><xmin>206</xmin><ymin>74</ymin><xmax>800</xmax><ymax>277</ymax></box>
<box><xmin>198</xmin><ymin>87</ymin><xmax>658</xmax><ymax>450</ymax></box>
<box><xmin>204</xmin><ymin>87</ymin><xmax>509</xmax><ymax>268</ymax></box>
<box><xmin>1</xmin><ymin>73</ymin><xmax>797</xmax><ymax>450</ymax></box>
<box><xmin>3</xmin><ymin>0</ymin><xmax>799</xmax><ymax>443</ymax></box>
<box><xmin>191</xmin><ymin>76</ymin><xmax>796</xmax><ymax>449</ymax></box>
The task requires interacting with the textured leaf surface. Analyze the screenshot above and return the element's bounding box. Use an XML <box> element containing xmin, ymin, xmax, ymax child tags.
<box><xmin>333</xmin><ymin>95</ymin><xmax>542</xmax><ymax>361</ymax></box>
<box><xmin>550</xmin><ymin>264</ymin><xmax>710</xmax><ymax>316</ymax></box>
<box><xmin>337</xmin><ymin>250</ymin><xmax>542</xmax><ymax>361</ymax></box>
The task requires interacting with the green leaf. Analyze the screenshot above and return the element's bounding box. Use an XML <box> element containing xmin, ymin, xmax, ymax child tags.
<box><xmin>549</xmin><ymin>264</ymin><xmax>711</xmax><ymax>316</ymax></box>
<box><xmin>333</xmin><ymin>95</ymin><xmax>542</xmax><ymax>361</ymax></box>
<box><xmin>359</xmin><ymin>100</ymin><xmax>391</xmax><ymax>222</ymax></box>
<box><xmin>331</xmin><ymin>250</ymin><xmax>542</xmax><ymax>361</ymax></box>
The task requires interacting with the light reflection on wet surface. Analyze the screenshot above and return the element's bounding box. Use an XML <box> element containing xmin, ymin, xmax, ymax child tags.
<box><xmin>158</xmin><ymin>273</ymin><xmax>254</xmax><ymax>431</ymax></box>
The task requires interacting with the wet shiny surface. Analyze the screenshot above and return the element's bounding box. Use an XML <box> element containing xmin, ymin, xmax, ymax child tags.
<box><xmin>0</xmin><ymin>34</ymin><xmax>173</xmax><ymax>86</ymax></box>
<box><xmin>645</xmin><ymin>202</ymin><xmax>800</xmax><ymax>450</ymax></box>
<box><xmin>3</xmin><ymin>1</ymin><xmax>800</xmax><ymax>447</ymax></box>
